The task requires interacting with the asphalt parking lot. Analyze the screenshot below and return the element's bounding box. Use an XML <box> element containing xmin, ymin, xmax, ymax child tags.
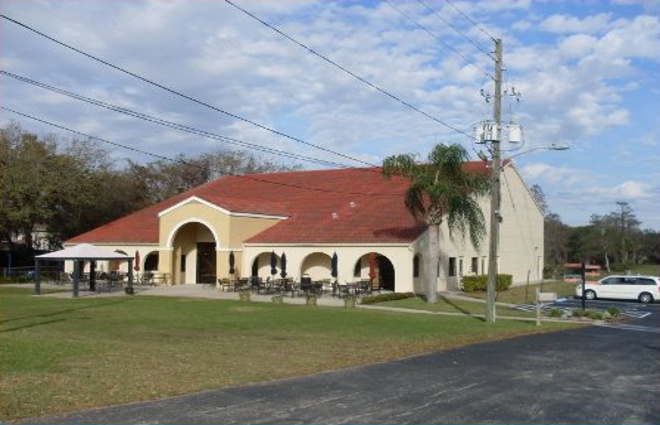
<box><xmin>28</xmin><ymin>311</ymin><xmax>660</xmax><ymax>425</ymax></box>
<box><xmin>515</xmin><ymin>296</ymin><xmax>660</xmax><ymax>320</ymax></box>
<box><xmin>556</xmin><ymin>297</ymin><xmax>660</xmax><ymax>319</ymax></box>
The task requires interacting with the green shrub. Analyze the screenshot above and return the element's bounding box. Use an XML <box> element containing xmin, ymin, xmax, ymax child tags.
<box><xmin>548</xmin><ymin>307</ymin><xmax>563</xmax><ymax>318</ymax></box>
<box><xmin>360</xmin><ymin>292</ymin><xmax>417</xmax><ymax>305</ymax></box>
<box><xmin>461</xmin><ymin>274</ymin><xmax>512</xmax><ymax>292</ymax></box>
<box><xmin>607</xmin><ymin>306</ymin><xmax>621</xmax><ymax>317</ymax></box>
<box><xmin>572</xmin><ymin>309</ymin><xmax>586</xmax><ymax>318</ymax></box>
<box><xmin>572</xmin><ymin>309</ymin><xmax>603</xmax><ymax>320</ymax></box>
<box><xmin>586</xmin><ymin>310</ymin><xmax>604</xmax><ymax>320</ymax></box>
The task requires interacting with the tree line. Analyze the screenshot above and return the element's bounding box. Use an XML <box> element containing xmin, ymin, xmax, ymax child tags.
<box><xmin>3</xmin><ymin>121</ymin><xmax>657</xmax><ymax>273</ymax></box>
<box><xmin>0</xmin><ymin>121</ymin><xmax>298</xmax><ymax>256</ymax></box>
<box><xmin>531</xmin><ymin>185</ymin><xmax>660</xmax><ymax>275</ymax></box>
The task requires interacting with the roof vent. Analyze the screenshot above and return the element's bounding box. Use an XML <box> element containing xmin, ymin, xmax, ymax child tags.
<box><xmin>349</xmin><ymin>201</ymin><xmax>356</xmax><ymax>208</ymax></box>
<box><xmin>331</xmin><ymin>212</ymin><xmax>339</xmax><ymax>219</ymax></box>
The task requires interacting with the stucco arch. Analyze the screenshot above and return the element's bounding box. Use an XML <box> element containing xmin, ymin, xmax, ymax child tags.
<box><xmin>143</xmin><ymin>250</ymin><xmax>159</xmax><ymax>271</ymax></box>
<box><xmin>352</xmin><ymin>252</ymin><xmax>396</xmax><ymax>291</ymax></box>
<box><xmin>168</xmin><ymin>221</ymin><xmax>219</xmax><ymax>284</ymax></box>
<box><xmin>165</xmin><ymin>217</ymin><xmax>221</xmax><ymax>249</ymax></box>
<box><xmin>300</xmin><ymin>252</ymin><xmax>333</xmax><ymax>281</ymax></box>
<box><xmin>249</xmin><ymin>251</ymin><xmax>282</xmax><ymax>280</ymax></box>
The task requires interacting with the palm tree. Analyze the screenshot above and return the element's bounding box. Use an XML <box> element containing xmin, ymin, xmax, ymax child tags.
<box><xmin>383</xmin><ymin>144</ymin><xmax>490</xmax><ymax>303</ymax></box>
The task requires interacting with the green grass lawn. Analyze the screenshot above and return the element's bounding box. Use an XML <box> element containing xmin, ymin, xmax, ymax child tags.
<box><xmin>460</xmin><ymin>280</ymin><xmax>579</xmax><ymax>304</ymax></box>
<box><xmin>375</xmin><ymin>295</ymin><xmax>539</xmax><ymax>318</ymax></box>
<box><xmin>2</xmin><ymin>286</ymin><xmax>580</xmax><ymax>422</ymax></box>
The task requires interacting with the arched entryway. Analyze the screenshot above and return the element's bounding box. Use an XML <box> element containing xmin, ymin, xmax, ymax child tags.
<box><xmin>353</xmin><ymin>253</ymin><xmax>396</xmax><ymax>292</ymax></box>
<box><xmin>144</xmin><ymin>251</ymin><xmax>159</xmax><ymax>271</ymax></box>
<box><xmin>171</xmin><ymin>222</ymin><xmax>217</xmax><ymax>284</ymax></box>
<box><xmin>379</xmin><ymin>256</ymin><xmax>395</xmax><ymax>291</ymax></box>
<box><xmin>300</xmin><ymin>252</ymin><xmax>332</xmax><ymax>281</ymax></box>
<box><xmin>250</xmin><ymin>251</ymin><xmax>282</xmax><ymax>280</ymax></box>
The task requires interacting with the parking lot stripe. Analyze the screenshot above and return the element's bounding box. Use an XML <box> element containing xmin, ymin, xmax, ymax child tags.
<box><xmin>596</xmin><ymin>323</ymin><xmax>660</xmax><ymax>334</ymax></box>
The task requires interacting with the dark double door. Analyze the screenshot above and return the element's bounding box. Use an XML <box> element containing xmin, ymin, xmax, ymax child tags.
<box><xmin>197</xmin><ymin>243</ymin><xmax>216</xmax><ymax>284</ymax></box>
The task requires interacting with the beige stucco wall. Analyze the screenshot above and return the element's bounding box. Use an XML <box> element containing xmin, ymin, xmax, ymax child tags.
<box><xmin>413</xmin><ymin>164</ymin><xmax>544</xmax><ymax>292</ymax></box>
<box><xmin>157</xmin><ymin>198</ymin><xmax>283</xmax><ymax>284</ymax></box>
<box><xmin>242</xmin><ymin>244</ymin><xmax>416</xmax><ymax>292</ymax></box>
<box><xmin>497</xmin><ymin>165</ymin><xmax>544</xmax><ymax>285</ymax></box>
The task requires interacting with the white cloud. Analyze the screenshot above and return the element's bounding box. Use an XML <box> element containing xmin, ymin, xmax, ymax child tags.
<box><xmin>612</xmin><ymin>181</ymin><xmax>651</xmax><ymax>200</ymax></box>
<box><xmin>1</xmin><ymin>0</ymin><xmax>659</xmax><ymax>229</ymax></box>
<box><xmin>519</xmin><ymin>163</ymin><xmax>587</xmax><ymax>186</ymax></box>
<box><xmin>539</xmin><ymin>13</ymin><xmax>613</xmax><ymax>34</ymax></box>
<box><xmin>558</xmin><ymin>34</ymin><xmax>597</xmax><ymax>59</ymax></box>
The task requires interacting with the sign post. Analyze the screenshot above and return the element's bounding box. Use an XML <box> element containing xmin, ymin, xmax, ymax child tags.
<box><xmin>536</xmin><ymin>289</ymin><xmax>557</xmax><ymax>326</ymax></box>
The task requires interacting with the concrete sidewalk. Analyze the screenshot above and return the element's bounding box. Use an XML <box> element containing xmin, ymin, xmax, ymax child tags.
<box><xmin>32</xmin><ymin>282</ymin><xmax>509</xmax><ymax>308</ymax></box>
<box><xmin>27</xmin><ymin>283</ymin><xmax>533</xmax><ymax>322</ymax></box>
<box><xmin>137</xmin><ymin>284</ymin><xmax>347</xmax><ymax>307</ymax></box>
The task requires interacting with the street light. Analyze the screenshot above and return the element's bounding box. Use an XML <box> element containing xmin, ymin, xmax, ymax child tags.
<box><xmin>485</xmin><ymin>142</ymin><xmax>569</xmax><ymax>323</ymax></box>
<box><xmin>506</xmin><ymin>144</ymin><xmax>569</xmax><ymax>160</ymax></box>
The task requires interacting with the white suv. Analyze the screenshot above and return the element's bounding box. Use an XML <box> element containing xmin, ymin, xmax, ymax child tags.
<box><xmin>576</xmin><ymin>275</ymin><xmax>660</xmax><ymax>304</ymax></box>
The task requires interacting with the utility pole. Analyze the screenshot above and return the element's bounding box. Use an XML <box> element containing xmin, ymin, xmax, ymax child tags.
<box><xmin>485</xmin><ymin>38</ymin><xmax>503</xmax><ymax>323</ymax></box>
<box><xmin>616</xmin><ymin>201</ymin><xmax>628</xmax><ymax>264</ymax></box>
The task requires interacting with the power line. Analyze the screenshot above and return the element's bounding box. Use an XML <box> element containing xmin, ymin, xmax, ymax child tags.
<box><xmin>415</xmin><ymin>0</ymin><xmax>494</xmax><ymax>60</ymax></box>
<box><xmin>1</xmin><ymin>70</ymin><xmax>353</xmax><ymax>170</ymax></box>
<box><xmin>223</xmin><ymin>0</ymin><xmax>476</xmax><ymax>142</ymax></box>
<box><xmin>0</xmin><ymin>13</ymin><xmax>376</xmax><ymax>168</ymax></box>
<box><xmin>443</xmin><ymin>0</ymin><xmax>497</xmax><ymax>42</ymax></box>
<box><xmin>1</xmin><ymin>106</ymin><xmax>402</xmax><ymax>198</ymax></box>
<box><xmin>383</xmin><ymin>0</ymin><xmax>492</xmax><ymax>79</ymax></box>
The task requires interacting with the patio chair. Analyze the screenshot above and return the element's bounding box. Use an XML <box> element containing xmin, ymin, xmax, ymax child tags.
<box><xmin>218</xmin><ymin>278</ymin><xmax>233</xmax><ymax>292</ymax></box>
<box><xmin>362</xmin><ymin>280</ymin><xmax>375</xmax><ymax>296</ymax></box>
<box><xmin>236</xmin><ymin>277</ymin><xmax>249</xmax><ymax>291</ymax></box>
<box><xmin>300</xmin><ymin>276</ymin><xmax>312</xmax><ymax>295</ymax></box>
<box><xmin>319</xmin><ymin>279</ymin><xmax>333</xmax><ymax>296</ymax></box>
<box><xmin>332</xmin><ymin>281</ymin><xmax>350</xmax><ymax>298</ymax></box>
<box><xmin>250</xmin><ymin>276</ymin><xmax>262</xmax><ymax>293</ymax></box>
<box><xmin>281</xmin><ymin>279</ymin><xmax>297</xmax><ymax>297</ymax></box>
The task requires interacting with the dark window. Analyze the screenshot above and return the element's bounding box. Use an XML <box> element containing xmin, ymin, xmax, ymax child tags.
<box><xmin>471</xmin><ymin>257</ymin><xmax>478</xmax><ymax>274</ymax></box>
<box><xmin>448</xmin><ymin>257</ymin><xmax>456</xmax><ymax>277</ymax></box>
<box><xmin>638</xmin><ymin>278</ymin><xmax>656</xmax><ymax>286</ymax></box>
<box><xmin>602</xmin><ymin>277</ymin><xmax>621</xmax><ymax>285</ymax></box>
<box><xmin>413</xmin><ymin>255</ymin><xmax>420</xmax><ymax>278</ymax></box>
<box><xmin>180</xmin><ymin>255</ymin><xmax>186</xmax><ymax>272</ymax></box>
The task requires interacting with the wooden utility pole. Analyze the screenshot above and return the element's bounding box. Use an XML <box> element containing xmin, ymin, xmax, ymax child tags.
<box><xmin>486</xmin><ymin>39</ymin><xmax>503</xmax><ymax>323</ymax></box>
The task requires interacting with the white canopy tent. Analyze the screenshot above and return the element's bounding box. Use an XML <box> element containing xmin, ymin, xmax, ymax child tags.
<box><xmin>35</xmin><ymin>243</ymin><xmax>134</xmax><ymax>297</ymax></box>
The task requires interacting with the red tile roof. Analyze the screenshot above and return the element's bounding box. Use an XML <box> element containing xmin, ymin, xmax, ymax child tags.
<box><xmin>67</xmin><ymin>163</ymin><xmax>489</xmax><ymax>245</ymax></box>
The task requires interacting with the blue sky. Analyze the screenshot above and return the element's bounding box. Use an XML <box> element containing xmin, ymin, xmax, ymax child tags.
<box><xmin>1</xmin><ymin>0</ymin><xmax>659</xmax><ymax>230</ymax></box>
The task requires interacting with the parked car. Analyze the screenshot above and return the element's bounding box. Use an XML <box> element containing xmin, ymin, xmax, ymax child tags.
<box><xmin>575</xmin><ymin>275</ymin><xmax>660</xmax><ymax>304</ymax></box>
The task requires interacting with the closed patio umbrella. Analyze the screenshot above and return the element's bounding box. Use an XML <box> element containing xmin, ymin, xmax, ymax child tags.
<box><xmin>280</xmin><ymin>252</ymin><xmax>287</xmax><ymax>278</ymax></box>
<box><xmin>229</xmin><ymin>251</ymin><xmax>235</xmax><ymax>276</ymax></box>
<box><xmin>270</xmin><ymin>251</ymin><xmax>277</xmax><ymax>277</ymax></box>
<box><xmin>134</xmin><ymin>250</ymin><xmax>140</xmax><ymax>272</ymax></box>
<box><xmin>331</xmin><ymin>252</ymin><xmax>338</xmax><ymax>280</ymax></box>
<box><xmin>369</xmin><ymin>253</ymin><xmax>378</xmax><ymax>292</ymax></box>
<box><xmin>369</xmin><ymin>252</ymin><xmax>377</xmax><ymax>281</ymax></box>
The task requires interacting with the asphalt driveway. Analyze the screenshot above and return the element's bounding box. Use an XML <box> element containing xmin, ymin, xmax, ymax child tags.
<box><xmin>28</xmin><ymin>317</ymin><xmax>659</xmax><ymax>424</ymax></box>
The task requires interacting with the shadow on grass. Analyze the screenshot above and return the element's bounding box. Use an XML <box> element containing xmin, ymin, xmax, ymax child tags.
<box><xmin>2</xmin><ymin>318</ymin><xmax>69</xmax><ymax>333</ymax></box>
<box><xmin>0</xmin><ymin>297</ymin><xmax>132</xmax><ymax>331</ymax></box>
<box><xmin>415</xmin><ymin>294</ymin><xmax>485</xmax><ymax>322</ymax></box>
<box><xmin>438</xmin><ymin>294</ymin><xmax>486</xmax><ymax>322</ymax></box>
